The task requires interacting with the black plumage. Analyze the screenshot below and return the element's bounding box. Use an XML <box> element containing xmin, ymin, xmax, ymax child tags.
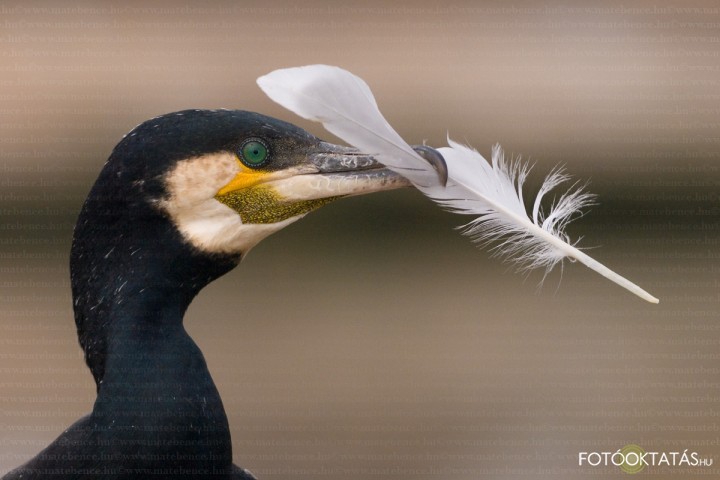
<box><xmin>5</xmin><ymin>110</ymin><xmax>280</xmax><ymax>479</ymax></box>
<box><xmin>4</xmin><ymin>109</ymin><xmax>434</xmax><ymax>479</ymax></box>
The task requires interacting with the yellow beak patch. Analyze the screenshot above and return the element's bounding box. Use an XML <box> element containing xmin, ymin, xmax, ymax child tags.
<box><xmin>214</xmin><ymin>159</ymin><xmax>338</xmax><ymax>224</ymax></box>
<box><xmin>216</xmin><ymin>162</ymin><xmax>270</xmax><ymax>196</ymax></box>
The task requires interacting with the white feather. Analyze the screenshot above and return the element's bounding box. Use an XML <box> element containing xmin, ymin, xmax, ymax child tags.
<box><xmin>257</xmin><ymin>65</ymin><xmax>659</xmax><ymax>304</ymax></box>
<box><xmin>257</xmin><ymin>65</ymin><xmax>438</xmax><ymax>186</ymax></box>
<box><xmin>436</xmin><ymin>142</ymin><xmax>594</xmax><ymax>274</ymax></box>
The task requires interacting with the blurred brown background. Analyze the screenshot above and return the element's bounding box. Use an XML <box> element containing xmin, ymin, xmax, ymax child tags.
<box><xmin>1</xmin><ymin>0</ymin><xmax>718</xmax><ymax>478</ymax></box>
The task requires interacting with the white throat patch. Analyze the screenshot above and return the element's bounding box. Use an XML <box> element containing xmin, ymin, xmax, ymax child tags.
<box><xmin>158</xmin><ymin>152</ymin><xmax>302</xmax><ymax>255</ymax></box>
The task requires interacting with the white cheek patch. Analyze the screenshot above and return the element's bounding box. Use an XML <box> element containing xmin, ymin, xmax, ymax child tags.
<box><xmin>159</xmin><ymin>153</ymin><xmax>303</xmax><ymax>255</ymax></box>
<box><xmin>164</xmin><ymin>152</ymin><xmax>239</xmax><ymax>208</ymax></box>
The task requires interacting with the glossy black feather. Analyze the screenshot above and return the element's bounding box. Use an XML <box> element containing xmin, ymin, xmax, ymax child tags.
<box><xmin>3</xmin><ymin>110</ymin><xmax>321</xmax><ymax>479</ymax></box>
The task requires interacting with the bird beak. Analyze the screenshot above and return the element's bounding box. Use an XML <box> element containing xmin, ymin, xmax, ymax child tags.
<box><xmin>270</xmin><ymin>142</ymin><xmax>408</xmax><ymax>201</ymax></box>
<box><xmin>264</xmin><ymin>142</ymin><xmax>447</xmax><ymax>203</ymax></box>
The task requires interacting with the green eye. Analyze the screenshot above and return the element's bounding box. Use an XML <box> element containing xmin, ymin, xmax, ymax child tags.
<box><xmin>240</xmin><ymin>139</ymin><xmax>268</xmax><ymax>167</ymax></box>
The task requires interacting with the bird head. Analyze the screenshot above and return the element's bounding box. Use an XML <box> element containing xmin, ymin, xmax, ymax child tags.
<box><xmin>156</xmin><ymin>109</ymin><xmax>411</xmax><ymax>254</ymax></box>
<box><xmin>90</xmin><ymin>109</ymin><xmax>443</xmax><ymax>257</ymax></box>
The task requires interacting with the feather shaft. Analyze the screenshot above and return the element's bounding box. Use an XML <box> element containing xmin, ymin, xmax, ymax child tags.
<box><xmin>450</xmin><ymin>175</ymin><xmax>658</xmax><ymax>303</ymax></box>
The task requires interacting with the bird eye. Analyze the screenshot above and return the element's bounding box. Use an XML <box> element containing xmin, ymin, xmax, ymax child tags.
<box><xmin>239</xmin><ymin>139</ymin><xmax>269</xmax><ymax>168</ymax></box>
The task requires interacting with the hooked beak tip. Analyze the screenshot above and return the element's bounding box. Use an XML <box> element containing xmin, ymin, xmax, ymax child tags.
<box><xmin>411</xmin><ymin>145</ymin><xmax>448</xmax><ymax>187</ymax></box>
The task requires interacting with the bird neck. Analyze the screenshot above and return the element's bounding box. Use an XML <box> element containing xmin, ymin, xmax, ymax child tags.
<box><xmin>90</xmin><ymin>292</ymin><xmax>235</xmax><ymax>472</ymax></box>
<box><xmin>70</xmin><ymin>215</ymin><xmax>241</xmax><ymax>472</ymax></box>
<box><xmin>98</xmin><ymin>299</ymin><xmax>214</xmax><ymax>398</ymax></box>
<box><xmin>70</xmin><ymin>193</ymin><xmax>240</xmax><ymax>386</ymax></box>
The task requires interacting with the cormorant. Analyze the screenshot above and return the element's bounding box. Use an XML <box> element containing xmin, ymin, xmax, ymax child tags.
<box><xmin>3</xmin><ymin>109</ymin><xmax>445</xmax><ymax>479</ymax></box>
